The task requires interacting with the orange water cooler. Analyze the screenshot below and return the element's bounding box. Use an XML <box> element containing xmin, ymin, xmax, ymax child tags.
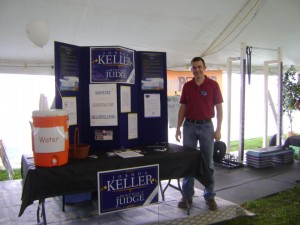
<box><xmin>32</xmin><ymin>110</ymin><xmax>69</xmax><ymax>167</ymax></box>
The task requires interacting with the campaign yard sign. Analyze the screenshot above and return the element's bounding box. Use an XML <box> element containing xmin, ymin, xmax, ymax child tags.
<box><xmin>97</xmin><ymin>164</ymin><xmax>159</xmax><ymax>214</ymax></box>
<box><xmin>90</xmin><ymin>46</ymin><xmax>135</xmax><ymax>84</ymax></box>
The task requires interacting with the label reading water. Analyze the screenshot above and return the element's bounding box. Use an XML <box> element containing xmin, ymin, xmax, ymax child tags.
<box><xmin>33</xmin><ymin>126</ymin><xmax>65</xmax><ymax>153</ymax></box>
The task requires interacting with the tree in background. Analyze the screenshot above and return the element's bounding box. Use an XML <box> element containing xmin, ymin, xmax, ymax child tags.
<box><xmin>282</xmin><ymin>65</ymin><xmax>300</xmax><ymax>133</ymax></box>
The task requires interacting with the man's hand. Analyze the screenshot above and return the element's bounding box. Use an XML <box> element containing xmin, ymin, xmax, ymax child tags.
<box><xmin>175</xmin><ymin>129</ymin><xmax>181</xmax><ymax>142</ymax></box>
<box><xmin>214</xmin><ymin>130</ymin><xmax>221</xmax><ymax>141</ymax></box>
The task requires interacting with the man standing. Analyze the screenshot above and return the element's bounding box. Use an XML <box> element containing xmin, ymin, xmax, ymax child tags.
<box><xmin>175</xmin><ymin>57</ymin><xmax>223</xmax><ymax>210</ymax></box>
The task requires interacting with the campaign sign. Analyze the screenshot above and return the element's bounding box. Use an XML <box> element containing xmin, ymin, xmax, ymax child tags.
<box><xmin>97</xmin><ymin>164</ymin><xmax>159</xmax><ymax>214</ymax></box>
<box><xmin>90</xmin><ymin>47</ymin><xmax>135</xmax><ymax>84</ymax></box>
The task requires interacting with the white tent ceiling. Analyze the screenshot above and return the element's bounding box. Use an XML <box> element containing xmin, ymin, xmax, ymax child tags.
<box><xmin>0</xmin><ymin>0</ymin><xmax>299</xmax><ymax>73</ymax></box>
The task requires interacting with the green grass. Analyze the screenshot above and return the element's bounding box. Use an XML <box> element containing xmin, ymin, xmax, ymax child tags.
<box><xmin>216</xmin><ymin>184</ymin><xmax>300</xmax><ymax>225</ymax></box>
<box><xmin>229</xmin><ymin>137</ymin><xmax>264</xmax><ymax>151</ymax></box>
<box><xmin>0</xmin><ymin>169</ymin><xmax>21</xmax><ymax>181</ymax></box>
<box><xmin>229</xmin><ymin>136</ymin><xmax>299</xmax><ymax>159</ymax></box>
<box><xmin>219</xmin><ymin>136</ymin><xmax>300</xmax><ymax>224</ymax></box>
<box><xmin>229</xmin><ymin>134</ymin><xmax>300</xmax><ymax>152</ymax></box>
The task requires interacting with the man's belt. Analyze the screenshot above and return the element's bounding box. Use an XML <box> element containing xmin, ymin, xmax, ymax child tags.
<box><xmin>185</xmin><ymin>119</ymin><xmax>212</xmax><ymax>124</ymax></box>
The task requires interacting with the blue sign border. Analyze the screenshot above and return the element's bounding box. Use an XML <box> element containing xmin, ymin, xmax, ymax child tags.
<box><xmin>97</xmin><ymin>164</ymin><xmax>159</xmax><ymax>214</ymax></box>
<box><xmin>90</xmin><ymin>46</ymin><xmax>135</xmax><ymax>84</ymax></box>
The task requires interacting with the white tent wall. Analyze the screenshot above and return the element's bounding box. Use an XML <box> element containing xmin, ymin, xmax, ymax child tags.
<box><xmin>222</xmin><ymin>71</ymin><xmax>300</xmax><ymax>148</ymax></box>
<box><xmin>0</xmin><ymin>62</ymin><xmax>54</xmax><ymax>75</ymax></box>
<box><xmin>0</xmin><ymin>73</ymin><xmax>55</xmax><ymax>168</ymax></box>
<box><xmin>225</xmin><ymin>73</ymin><xmax>278</xmax><ymax>139</ymax></box>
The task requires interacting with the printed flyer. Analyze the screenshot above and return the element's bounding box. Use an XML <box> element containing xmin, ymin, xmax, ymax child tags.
<box><xmin>140</xmin><ymin>52</ymin><xmax>164</xmax><ymax>90</ymax></box>
<box><xmin>89</xmin><ymin>84</ymin><xmax>118</xmax><ymax>126</ymax></box>
<box><xmin>59</xmin><ymin>45</ymin><xmax>80</xmax><ymax>91</ymax></box>
<box><xmin>167</xmin><ymin>96</ymin><xmax>180</xmax><ymax>128</ymax></box>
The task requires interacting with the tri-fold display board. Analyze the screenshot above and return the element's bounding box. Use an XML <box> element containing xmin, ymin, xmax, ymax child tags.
<box><xmin>54</xmin><ymin>41</ymin><xmax>168</xmax><ymax>150</ymax></box>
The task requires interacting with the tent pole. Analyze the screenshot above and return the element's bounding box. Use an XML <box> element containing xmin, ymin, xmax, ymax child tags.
<box><xmin>277</xmin><ymin>47</ymin><xmax>283</xmax><ymax>145</ymax></box>
<box><xmin>238</xmin><ymin>42</ymin><xmax>246</xmax><ymax>162</ymax></box>
<box><xmin>263</xmin><ymin>60</ymin><xmax>278</xmax><ymax>147</ymax></box>
<box><xmin>225</xmin><ymin>57</ymin><xmax>240</xmax><ymax>153</ymax></box>
<box><xmin>263</xmin><ymin>62</ymin><xmax>269</xmax><ymax>147</ymax></box>
<box><xmin>226</xmin><ymin>58</ymin><xmax>232</xmax><ymax>153</ymax></box>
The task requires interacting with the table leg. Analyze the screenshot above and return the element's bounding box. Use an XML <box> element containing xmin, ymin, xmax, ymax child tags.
<box><xmin>159</xmin><ymin>180</ymin><xmax>165</xmax><ymax>201</ymax></box>
<box><xmin>161</xmin><ymin>179</ymin><xmax>190</xmax><ymax>215</ymax></box>
<box><xmin>62</xmin><ymin>195</ymin><xmax>65</xmax><ymax>212</ymax></box>
<box><xmin>37</xmin><ymin>199</ymin><xmax>47</xmax><ymax>225</ymax></box>
<box><xmin>36</xmin><ymin>201</ymin><xmax>40</xmax><ymax>223</ymax></box>
<box><xmin>161</xmin><ymin>179</ymin><xmax>171</xmax><ymax>201</ymax></box>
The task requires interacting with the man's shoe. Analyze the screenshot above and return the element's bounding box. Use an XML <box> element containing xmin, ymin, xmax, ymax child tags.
<box><xmin>205</xmin><ymin>199</ymin><xmax>217</xmax><ymax>210</ymax></box>
<box><xmin>178</xmin><ymin>198</ymin><xmax>192</xmax><ymax>209</ymax></box>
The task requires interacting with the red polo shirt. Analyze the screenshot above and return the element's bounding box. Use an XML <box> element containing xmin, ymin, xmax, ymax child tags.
<box><xmin>180</xmin><ymin>76</ymin><xmax>223</xmax><ymax>120</ymax></box>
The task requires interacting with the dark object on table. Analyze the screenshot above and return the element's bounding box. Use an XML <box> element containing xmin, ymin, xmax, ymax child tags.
<box><xmin>69</xmin><ymin>128</ymin><xmax>90</xmax><ymax>159</ymax></box>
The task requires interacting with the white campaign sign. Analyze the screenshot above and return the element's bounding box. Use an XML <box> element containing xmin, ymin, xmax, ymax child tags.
<box><xmin>89</xmin><ymin>84</ymin><xmax>118</xmax><ymax>126</ymax></box>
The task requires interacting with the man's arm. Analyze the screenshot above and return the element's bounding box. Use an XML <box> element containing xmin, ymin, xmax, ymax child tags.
<box><xmin>214</xmin><ymin>103</ymin><xmax>223</xmax><ymax>141</ymax></box>
<box><xmin>175</xmin><ymin>104</ymin><xmax>186</xmax><ymax>142</ymax></box>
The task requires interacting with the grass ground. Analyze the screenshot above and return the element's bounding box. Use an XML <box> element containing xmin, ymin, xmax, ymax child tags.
<box><xmin>218</xmin><ymin>136</ymin><xmax>300</xmax><ymax>224</ymax></box>
<box><xmin>0</xmin><ymin>169</ymin><xmax>21</xmax><ymax>181</ymax></box>
<box><xmin>215</xmin><ymin>184</ymin><xmax>300</xmax><ymax>225</ymax></box>
<box><xmin>229</xmin><ymin>137</ymin><xmax>264</xmax><ymax>151</ymax></box>
<box><xmin>229</xmin><ymin>137</ymin><xmax>299</xmax><ymax>159</ymax></box>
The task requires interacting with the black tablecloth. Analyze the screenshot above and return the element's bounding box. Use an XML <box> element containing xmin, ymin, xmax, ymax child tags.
<box><xmin>19</xmin><ymin>143</ymin><xmax>212</xmax><ymax>216</ymax></box>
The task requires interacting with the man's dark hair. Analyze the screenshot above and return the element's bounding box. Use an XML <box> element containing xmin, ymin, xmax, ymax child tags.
<box><xmin>191</xmin><ymin>57</ymin><xmax>206</xmax><ymax>66</ymax></box>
